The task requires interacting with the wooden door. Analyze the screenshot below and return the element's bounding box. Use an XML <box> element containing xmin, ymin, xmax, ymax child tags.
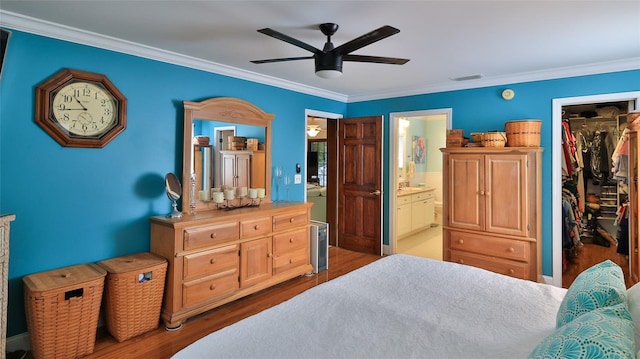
<box><xmin>337</xmin><ymin>116</ymin><xmax>382</xmax><ymax>255</ymax></box>
<box><xmin>446</xmin><ymin>153</ymin><xmax>484</xmax><ymax>231</ymax></box>
<box><xmin>485</xmin><ymin>153</ymin><xmax>530</xmax><ymax>237</ymax></box>
<box><xmin>240</xmin><ymin>237</ymin><xmax>272</xmax><ymax>288</ymax></box>
<box><xmin>629</xmin><ymin>131</ymin><xmax>639</xmax><ymax>284</ymax></box>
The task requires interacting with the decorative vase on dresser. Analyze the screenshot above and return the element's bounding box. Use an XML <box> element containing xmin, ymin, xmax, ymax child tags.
<box><xmin>1</xmin><ymin>214</ymin><xmax>15</xmax><ymax>354</ymax></box>
<box><xmin>150</xmin><ymin>202</ymin><xmax>312</xmax><ymax>329</ymax></box>
<box><xmin>441</xmin><ymin>147</ymin><xmax>542</xmax><ymax>281</ymax></box>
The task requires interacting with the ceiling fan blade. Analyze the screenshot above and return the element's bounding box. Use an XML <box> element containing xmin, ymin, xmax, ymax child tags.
<box><xmin>251</xmin><ymin>56</ymin><xmax>314</xmax><ymax>64</ymax></box>
<box><xmin>257</xmin><ymin>28</ymin><xmax>321</xmax><ymax>54</ymax></box>
<box><xmin>343</xmin><ymin>54</ymin><xmax>409</xmax><ymax>65</ymax></box>
<box><xmin>334</xmin><ymin>25</ymin><xmax>400</xmax><ymax>55</ymax></box>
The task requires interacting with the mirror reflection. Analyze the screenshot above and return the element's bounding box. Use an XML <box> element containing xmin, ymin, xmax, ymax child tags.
<box><xmin>182</xmin><ymin>98</ymin><xmax>274</xmax><ymax>213</ymax></box>
<box><xmin>165</xmin><ymin>173</ymin><xmax>182</xmax><ymax>218</ymax></box>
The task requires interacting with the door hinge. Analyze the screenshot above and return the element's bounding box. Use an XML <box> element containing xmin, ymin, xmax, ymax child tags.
<box><xmin>526</xmin><ymin>160</ymin><xmax>529</xmax><ymax>168</ymax></box>
<box><xmin>238</xmin><ymin>250</ymin><xmax>241</xmax><ymax>256</ymax></box>
<box><xmin>527</xmin><ymin>223</ymin><xmax>530</xmax><ymax>230</ymax></box>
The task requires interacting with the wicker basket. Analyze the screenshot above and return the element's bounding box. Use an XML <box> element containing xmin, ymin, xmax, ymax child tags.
<box><xmin>97</xmin><ymin>252</ymin><xmax>167</xmax><ymax>342</ymax></box>
<box><xmin>481</xmin><ymin>132</ymin><xmax>507</xmax><ymax>147</ymax></box>
<box><xmin>505</xmin><ymin>120</ymin><xmax>542</xmax><ymax>147</ymax></box>
<box><xmin>23</xmin><ymin>263</ymin><xmax>106</xmax><ymax>359</ymax></box>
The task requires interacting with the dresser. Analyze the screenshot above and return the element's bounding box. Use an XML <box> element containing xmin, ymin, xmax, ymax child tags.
<box><xmin>1</xmin><ymin>214</ymin><xmax>15</xmax><ymax>355</ymax></box>
<box><xmin>441</xmin><ymin>147</ymin><xmax>542</xmax><ymax>281</ymax></box>
<box><xmin>150</xmin><ymin>202</ymin><xmax>312</xmax><ymax>328</ymax></box>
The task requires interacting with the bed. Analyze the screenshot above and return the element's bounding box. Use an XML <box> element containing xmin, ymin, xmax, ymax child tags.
<box><xmin>172</xmin><ymin>254</ymin><xmax>640</xmax><ymax>358</ymax></box>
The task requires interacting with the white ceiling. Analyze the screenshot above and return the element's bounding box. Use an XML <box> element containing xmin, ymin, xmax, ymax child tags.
<box><xmin>1</xmin><ymin>1</ymin><xmax>639</xmax><ymax>102</ymax></box>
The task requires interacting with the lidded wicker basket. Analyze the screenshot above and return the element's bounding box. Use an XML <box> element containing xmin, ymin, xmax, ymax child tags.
<box><xmin>481</xmin><ymin>132</ymin><xmax>507</xmax><ymax>147</ymax></box>
<box><xmin>97</xmin><ymin>252</ymin><xmax>167</xmax><ymax>342</ymax></box>
<box><xmin>505</xmin><ymin>120</ymin><xmax>541</xmax><ymax>147</ymax></box>
<box><xmin>23</xmin><ymin>263</ymin><xmax>106</xmax><ymax>359</ymax></box>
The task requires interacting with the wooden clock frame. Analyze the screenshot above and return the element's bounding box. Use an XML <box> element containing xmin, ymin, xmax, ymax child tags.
<box><xmin>35</xmin><ymin>68</ymin><xmax>127</xmax><ymax>148</ymax></box>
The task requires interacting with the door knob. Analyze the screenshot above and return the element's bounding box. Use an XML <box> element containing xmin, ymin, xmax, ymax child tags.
<box><xmin>370</xmin><ymin>190</ymin><xmax>382</xmax><ymax>195</ymax></box>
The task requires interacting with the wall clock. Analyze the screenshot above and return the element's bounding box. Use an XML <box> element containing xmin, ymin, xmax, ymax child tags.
<box><xmin>35</xmin><ymin>68</ymin><xmax>127</xmax><ymax>148</ymax></box>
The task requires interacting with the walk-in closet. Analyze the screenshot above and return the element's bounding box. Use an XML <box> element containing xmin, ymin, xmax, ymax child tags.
<box><xmin>561</xmin><ymin>101</ymin><xmax>634</xmax><ymax>287</ymax></box>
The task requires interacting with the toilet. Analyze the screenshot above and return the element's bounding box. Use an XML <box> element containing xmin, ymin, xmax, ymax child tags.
<box><xmin>434</xmin><ymin>201</ymin><xmax>443</xmax><ymax>225</ymax></box>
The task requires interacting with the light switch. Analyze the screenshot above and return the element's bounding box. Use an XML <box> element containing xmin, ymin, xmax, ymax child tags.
<box><xmin>294</xmin><ymin>174</ymin><xmax>302</xmax><ymax>184</ymax></box>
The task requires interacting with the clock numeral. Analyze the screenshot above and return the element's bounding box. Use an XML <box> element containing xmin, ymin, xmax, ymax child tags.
<box><xmin>63</xmin><ymin>95</ymin><xmax>73</xmax><ymax>103</ymax></box>
<box><xmin>58</xmin><ymin>103</ymin><xmax>67</xmax><ymax>111</ymax></box>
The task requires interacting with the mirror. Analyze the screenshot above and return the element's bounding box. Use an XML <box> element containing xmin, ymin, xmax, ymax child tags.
<box><xmin>182</xmin><ymin>97</ymin><xmax>274</xmax><ymax>213</ymax></box>
<box><xmin>165</xmin><ymin>173</ymin><xmax>182</xmax><ymax>218</ymax></box>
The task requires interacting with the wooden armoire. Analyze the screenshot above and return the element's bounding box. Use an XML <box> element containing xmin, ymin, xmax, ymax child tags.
<box><xmin>441</xmin><ymin>147</ymin><xmax>542</xmax><ymax>281</ymax></box>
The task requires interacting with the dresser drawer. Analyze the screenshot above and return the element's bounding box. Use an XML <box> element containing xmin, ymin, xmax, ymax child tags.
<box><xmin>184</xmin><ymin>221</ymin><xmax>239</xmax><ymax>250</ymax></box>
<box><xmin>448</xmin><ymin>230</ymin><xmax>530</xmax><ymax>262</ymax></box>
<box><xmin>273</xmin><ymin>247</ymin><xmax>308</xmax><ymax>275</ymax></box>
<box><xmin>240</xmin><ymin>216</ymin><xmax>272</xmax><ymax>238</ymax></box>
<box><xmin>273</xmin><ymin>228</ymin><xmax>307</xmax><ymax>255</ymax></box>
<box><xmin>397</xmin><ymin>195</ymin><xmax>412</xmax><ymax>205</ymax></box>
<box><xmin>273</xmin><ymin>210</ymin><xmax>307</xmax><ymax>232</ymax></box>
<box><xmin>449</xmin><ymin>250</ymin><xmax>529</xmax><ymax>280</ymax></box>
<box><xmin>182</xmin><ymin>268</ymin><xmax>239</xmax><ymax>307</ymax></box>
<box><xmin>183</xmin><ymin>244</ymin><xmax>238</xmax><ymax>281</ymax></box>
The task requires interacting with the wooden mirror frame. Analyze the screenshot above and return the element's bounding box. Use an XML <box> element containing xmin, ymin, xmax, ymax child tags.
<box><xmin>182</xmin><ymin>97</ymin><xmax>274</xmax><ymax>213</ymax></box>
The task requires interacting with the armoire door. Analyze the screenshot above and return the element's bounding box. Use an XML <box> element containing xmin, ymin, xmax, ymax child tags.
<box><xmin>447</xmin><ymin>153</ymin><xmax>484</xmax><ymax>231</ymax></box>
<box><xmin>484</xmin><ymin>153</ymin><xmax>530</xmax><ymax>237</ymax></box>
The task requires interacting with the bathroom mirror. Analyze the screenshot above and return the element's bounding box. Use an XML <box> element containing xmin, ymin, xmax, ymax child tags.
<box><xmin>165</xmin><ymin>172</ymin><xmax>182</xmax><ymax>218</ymax></box>
<box><xmin>182</xmin><ymin>97</ymin><xmax>274</xmax><ymax>213</ymax></box>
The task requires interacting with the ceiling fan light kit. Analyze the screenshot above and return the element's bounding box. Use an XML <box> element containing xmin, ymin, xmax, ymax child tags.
<box><xmin>252</xmin><ymin>23</ymin><xmax>409</xmax><ymax>79</ymax></box>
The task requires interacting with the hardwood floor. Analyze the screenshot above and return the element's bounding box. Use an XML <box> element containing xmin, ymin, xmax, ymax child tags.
<box><xmin>28</xmin><ymin>247</ymin><xmax>380</xmax><ymax>359</ymax></box>
<box><xmin>562</xmin><ymin>242</ymin><xmax>633</xmax><ymax>289</ymax></box>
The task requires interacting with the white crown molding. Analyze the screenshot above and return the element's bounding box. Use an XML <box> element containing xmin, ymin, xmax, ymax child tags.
<box><xmin>349</xmin><ymin>57</ymin><xmax>640</xmax><ymax>103</ymax></box>
<box><xmin>2</xmin><ymin>10</ymin><xmax>638</xmax><ymax>104</ymax></box>
<box><xmin>0</xmin><ymin>10</ymin><xmax>348</xmax><ymax>102</ymax></box>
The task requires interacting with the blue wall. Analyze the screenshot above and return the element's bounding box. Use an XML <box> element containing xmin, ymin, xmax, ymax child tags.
<box><xmin>0</xmin><ymin>30</ymin><xmax>345</xmax><ymax>336</ymax></box>
<box><xmin>348</xmin><ymin>70</ymin><xmax>640</xmax><ymax>278</ymax></box>
<box><xmin>1</xmin><ymin>29</ymin><xmax>638</xmax><ymax>337</ymax></box>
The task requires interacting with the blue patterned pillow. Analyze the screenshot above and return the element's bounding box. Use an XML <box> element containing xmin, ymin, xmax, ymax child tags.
<box><xmin>530</xmin><ymin>304</ymin><xmax>635</xmax><ymax>358</ymax></box>
<box><xmin>556</xmin><ymin>260</ymin><xmax>627</xmax><ymax>327</ymax></box>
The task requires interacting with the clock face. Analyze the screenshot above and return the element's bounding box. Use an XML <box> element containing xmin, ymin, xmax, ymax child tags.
<box><xmin>51</xmin><ymin>81</ymin><xmax>118</xmax><ymax>137</ymax></box>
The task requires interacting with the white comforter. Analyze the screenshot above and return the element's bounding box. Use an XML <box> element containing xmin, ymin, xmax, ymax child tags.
<box><xmin>173</xmin><ymin>254</ymin><xmax>566</xmax><ymax>358</ymax></box>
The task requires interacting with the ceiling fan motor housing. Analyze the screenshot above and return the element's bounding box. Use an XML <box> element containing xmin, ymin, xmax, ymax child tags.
<box><xmin>315</xmin><ymin>53</ymin><xmax>343</xmax><ymax>73</ymax></box>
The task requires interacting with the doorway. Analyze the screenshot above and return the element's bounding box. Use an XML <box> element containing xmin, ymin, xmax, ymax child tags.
<box><xmin>389</xmin><ymin>109</ymin><xmax>451</xmax><ymax>257</ymax></box>
<box><xmin>305</xmin><ymin>110</ymin><xmax>342</xmax><ymax>247</ymax></box>
<box><xmin>552</xmin><ymin>91</ymin><xmax>640</xmax><ymax>287</ymax></box>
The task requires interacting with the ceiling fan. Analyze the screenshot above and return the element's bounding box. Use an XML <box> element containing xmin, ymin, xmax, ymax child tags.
<box><xmin>251</xmin><ymin>23</ymin><xmax>410</xmax><ymax>79</ymax></box>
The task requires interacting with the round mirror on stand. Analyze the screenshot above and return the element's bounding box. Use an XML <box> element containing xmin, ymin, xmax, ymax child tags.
<box><xmin>165</xmin><ymin>173</ymin><xmax>183</xmax><ymax>218</ymax></box>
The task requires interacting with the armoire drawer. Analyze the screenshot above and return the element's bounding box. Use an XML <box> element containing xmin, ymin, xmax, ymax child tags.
<box><xmin>273</xmin><ymin>228</ymin><xmax>307</xmax><ymax>255</ymax></box>
<box><xmin>273</xmin><ymin>211</ymin><xmax>307</xmax><ymax>231</ymax></box>
<box><xmin>183</xmin><ymin>221</ymin><xmax>239</xmax><ymax>250</ymax></box>
<box><xmin>449</xmin><ymin>250</ymin><xmax>529</xmax><ymax>280</ymax></box>
<box><xmin>273</xmin><ymin>248</ymin><xmax>308</xmax><ymax>275</ymax></box>
<box><xmin>447</xmin><ymin>230</ymin><xmax>530</xmax><ymax>262</ymax></box>
<box><xmin>182</xmin><ymin>268</ymin><xmax>239</xmax><ymax>307</ymax></box>
<box><xmin>183</xmin><ymin>244</ymin><xmax>238</xmax><ymax>281</ymax></box>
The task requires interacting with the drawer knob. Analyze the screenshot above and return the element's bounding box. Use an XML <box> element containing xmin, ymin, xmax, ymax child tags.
<box><xmin>458</xmin><ymin>239</ymin><xmax>464</xmax><ymax>244</ymax></box>
<box><xmin>458</xmin><ymin>259</ymin><xmax>464</xmax><ymax>264</ymax></box>
<box><xmin>210</xmin><ymin>258</ymin><xmax>216</xmax><ymax>264</ymax></box>
<box><xmin>210</xmin><ymin>233</ymin><xmax>216</xmax><ymax>239</ymax></box>
<box><xmin>267</xmin><ymin>252</ymin><xmax>272</xmax><ymax>258</ymax></box>
<box><xmin>289</xmin><ymin>218</ymin><xmax>295</xmax><ymax>223</ymax></box>
<box><xmin>508</xmin><ymin>247</ymin><xmax>515</xmax><ymax>253</ymax></box>
<box><xmin>254</xmin><ymin>225</ymin><xmax>260</xmax><ymax>230</ymax></box>
<box><xmin>289</xmin><ymin>259</ymin><xmax>293</xmax><ymax>264</ymax></box>
<box><xmin>209</xmin><ymin>284</ymin><xmax>216</xmax><ymax>291</ymax></box>
<box><xmin>508</xmin><ymin>269</ymin><xmax>515</xmax><ymax>274</ymax></box>
<box><xmin>289</xmin><ymin>238</ymin><xmax>294</xmax><ymax>243</ymax></box>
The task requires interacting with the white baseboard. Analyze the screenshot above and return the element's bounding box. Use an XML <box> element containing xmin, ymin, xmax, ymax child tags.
<box><xmin>6</xmin><ymin>332</ymin><xmax>30</xmax><ymax>353</ymax></box>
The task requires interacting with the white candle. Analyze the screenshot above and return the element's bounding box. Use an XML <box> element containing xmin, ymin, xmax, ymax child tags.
<box><xmin>198</xmin><ymin>190</ymin><xmax>210</xmax><ymax>201</ymax></box>
<box><xmin>257</xmin><ymin>188</ymin><xmax>266</xmax><ymax>198</ymax></box>
<box><xmin>212</xmin><ymin>192</ymin><xmax>224</xmax><ymax>203</ymax></box>
<box><xmin>248</xmin><ymin>188</ymin><xmax>258</xmax><ymax>199</ymax></box>
<box><xmin>238</xmin><ymin>186</ymin><xmax>248</xmax><ymax>197</ymax></box>
<box><xmin>224</xmin><ymin>189</ymin><xmax>235</xmax><ymax>200</ymax></box>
